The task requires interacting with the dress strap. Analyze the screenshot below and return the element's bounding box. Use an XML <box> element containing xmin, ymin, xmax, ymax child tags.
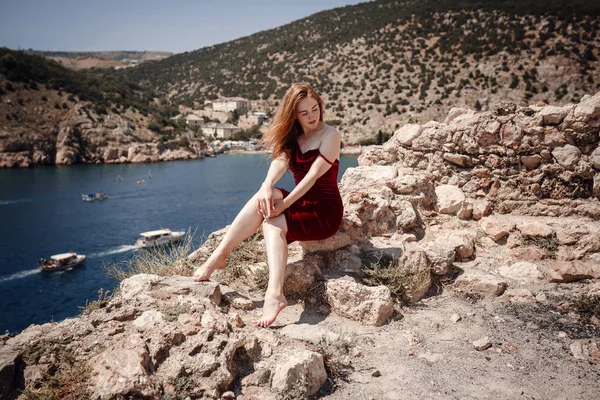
<box><xmin>318</xmin><ymin>151</ymin><xmax>339</xmax><ymax>165</ymax></box>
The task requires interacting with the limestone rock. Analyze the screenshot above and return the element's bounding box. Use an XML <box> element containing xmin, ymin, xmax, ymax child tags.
<box><xmin>0</xmin><ymin>349</ymin><xmax>20</xmax><ymax>398</ymax></box>
<box><xmin>300</xmin><ymin>231</ymin><xmax>352</xmax><ymax>252</ymax></box>
<box><xmin>539</xmin><ymin>105</ymin><xmax>570</xmax><ymax>125</ymax></box>
<box><xmin>390</xmin><ymin>124</ymin><xmax>423</xmax><ymax>146</ymax></box>
<box><xmin>451</xmin><ymin>269</ymin><xmax>507</xmax><ymax>297</ymax></box>
<box><xmin>326</xmin><ymin>278</ymin><xmax>395</xmax><ymax>326</ymax></box>
<box><xmin>88</xmin><ymin>334</ymin><xmax>159</xmax><ymax>399</ymax></box>
<box><xmin>435</xmin><ymin>185</ymin><xmax>465</xmax><ymax>214</ymax></box>
<box><xmin>271</xmin><ymin>350</ymin><xmax>327</xmax><ymax>396</ymax></box>
<box><xmin>498</xmin><ymin>262</ymin><xmax>544</xmax><ymax>283</ymax></box>
<box><xmin>551</xmin><ymin>144</ymin><xmax>582</xmax><ymax>169</ymax></box>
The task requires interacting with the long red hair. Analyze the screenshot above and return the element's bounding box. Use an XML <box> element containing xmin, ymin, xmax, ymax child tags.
<box><xmin>261</xmin><ymin>83</ymin><xmax>325</xmax><ymax>164</ymax></box>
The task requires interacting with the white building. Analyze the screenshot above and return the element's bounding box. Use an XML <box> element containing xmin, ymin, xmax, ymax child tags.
<box><xmin>211</xmin><ymin>97</ymin><xmax>250</xmax><ymax>113</ymax></box>
<box><xmin>185</xmin><ymin>114</ymin><xmax>204</xmax><ymax>128</ymax></box>
<box><xmin>201</xmin><ymin>122</ymin><xmax>241</xmax><ymax>139</ymax></box>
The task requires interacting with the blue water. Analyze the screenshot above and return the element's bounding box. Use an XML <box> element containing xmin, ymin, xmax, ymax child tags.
<box><xmin>0</xmin><ymin>154</ymin><xmax>357</xmax><ymax>334</ymax></box>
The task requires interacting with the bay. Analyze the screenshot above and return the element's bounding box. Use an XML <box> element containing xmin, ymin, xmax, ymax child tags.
<box><xmin>0</xmin><ymin>153</ymin><xmax>358</xmax><ymax>334</ymax></box>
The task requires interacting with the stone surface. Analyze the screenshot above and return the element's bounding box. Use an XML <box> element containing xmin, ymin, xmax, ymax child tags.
<box><xmin>435</xmin><ymin>185</ymin><xmax>465</xmax><ymax>214</ymax></box>
<box><xmin>498</xmin><ymin>262</ymin><xmax>544</xmax><ymax>283</ymax></box>
<box><xmin>271</xmin><ymin>350</ymin><xmax>327</xmax><ymax>396</ymax></box>
<box><xmin>326</xmin><ymin>278</ymin><xmax>395</xmax><ymax>326</ymax></box>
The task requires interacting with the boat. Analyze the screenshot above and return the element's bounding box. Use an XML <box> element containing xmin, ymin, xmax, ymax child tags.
<box><xmin>82</xmin><ymin>192</ymin><xmax>107</xmax><ymax>201</ymax></box>
<box><xmin>135</xmin><ymin>229</ymin><xmax>185</xmax><ymax>248</ymax></box>
<box><xmin>39</xmin><ymin>252</ymin><xmax>86</xmax><ymax>271</ymax></box>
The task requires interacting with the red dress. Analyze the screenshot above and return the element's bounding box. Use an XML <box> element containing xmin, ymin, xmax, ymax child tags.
<box><xmin>277</xmin><ymin>147</ymin><xmax>344</xmax><ymax>244</ymax></box>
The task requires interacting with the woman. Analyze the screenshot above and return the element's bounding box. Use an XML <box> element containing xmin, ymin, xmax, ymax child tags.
<box><xmin>193</xmin><ymin>82</ymin><xmax>343</xmax><ymax>327</ymax></box>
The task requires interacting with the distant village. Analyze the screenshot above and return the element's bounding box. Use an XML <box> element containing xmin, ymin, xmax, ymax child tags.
<box><xmin>173</xmin><ymin>97</ymin><xmax>270</xmax><ymax>156</ymax></box>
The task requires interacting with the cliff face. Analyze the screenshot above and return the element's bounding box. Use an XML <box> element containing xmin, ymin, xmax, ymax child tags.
<box><xmin>0</xmin><ymin>87</ymin><xmax>202</xmax><ymax>168</ymax></box>
<box><xmin>0</xmin><ymin>94</ymin><xmax>599</xmax><ymax>399</ymax></box>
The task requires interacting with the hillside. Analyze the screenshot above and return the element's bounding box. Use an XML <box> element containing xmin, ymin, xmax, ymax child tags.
<box><xmin>0</xmin><ymin>48</ymin><xmax>198</xmax><ymax>167</ymax></box>
<box><xmin>115</xmin><ymin>0</ymin><xmax>600</xmax><ymax>144</ymax></box>
<box><xmin>26</xmin><ymin>50</ymin><xmax>173</xmax><ymax>70</ymax></box>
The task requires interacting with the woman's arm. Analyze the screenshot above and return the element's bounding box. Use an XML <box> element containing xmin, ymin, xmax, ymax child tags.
<box><xmin>273</xmin><ymin>129</ymin><xmax>341</xmax><ymax>216</ymax></box>
<box><xmin>257</xmin><ymin>156</ymin><xmax>288</xmax><ymax>217</ymax></box>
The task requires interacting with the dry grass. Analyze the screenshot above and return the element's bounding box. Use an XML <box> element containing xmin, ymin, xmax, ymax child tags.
<box><xmin>312</xmin><ymin>331</ymin><xmax>355</xmax><ymax>396</ymax></box>
<box><xmin>104</xmin><ymin>228</ymin><xmax>195</xmax><ymax>282</ymax></box>
<box><xmin>196</xmin><ymin>228</ymin><xmax>267</xmax><ymax>283</ymax></box>
<box><xmin>79</xmin><ymin>287</ymin><xmax>117</xmax><ymax>315</ymax></box>
<box><xmin>362</xmin><ymin>259</ymin><xmax>406</xmax><ymax>300</ymax></box>
<box><xmin>20</xmin><ymin>344</ymin><xmax>91</xmax><ymax>400</ymax></box>
<box><xmin>573</xmin><ymin>294</ymin><xmax>600</xmax><ymax>324</ymax></box>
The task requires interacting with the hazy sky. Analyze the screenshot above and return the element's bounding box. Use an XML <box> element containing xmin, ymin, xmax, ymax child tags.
<box><xmin>0</xmin><ymin>0</ymin><xmax>368</xmax><ymax>54</ymax></box>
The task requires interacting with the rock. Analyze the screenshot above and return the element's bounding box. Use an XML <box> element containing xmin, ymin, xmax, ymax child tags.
<box><xmin>591</xmin><ymin>147</ymin><xmax>600</xmax><ymax>170</ymax></box>
<box><xmin>451</xmin><ymin>269</ymin><xmax>507</xmax><ymax>297</ymax></box>
<box><xmin>133</xmin><ymin>310</ymin><xmax>165</xmax><ymax>333</ymax></box>
<box><xmin>473</xmin><ymin>337</ymin><xmax>492</xmax><ymax>351</ymax></box>
<box><xmin>457</xmin><ymin>201</ymin><xmax>473</xmax><ymax>220</ymax></box>
<box><xmin>390</xmin><ymin>124</ymin><xmax>423</xmax><ymax>146</ymax></box>
<box><xmin>516</xmin><ymin>222</ymin><xmax>554</xmax><ymax>238</ymax></box>
<box><xmin>450</xmin><ymin>313</ymin><xmax>461</xmax><ymax>323</ymax></box>
<box><xmin>284</xmin><ymin>254</ymin><xmax>322</xmax><ymax>295</ymax></box>
<box><xmin>539</xmin><ymin>105</ymin><xmax>570</xmax><ymax>125</ymax></box>
<box><xmin>443</xmin><ymin>153</ymin><xmax>479</xmax><ymax>167</ymax></box>
<box><xmin>397</xmin><ymin>244</ymin><xmax>432</xmax><ymax>303</ymax></box>
<box><xmin>326</xmin><ymin>278</ymin><xmax>395</xmax><ymax>326</ymax></box>
<box><xmin>551</xmin><ymin>144</ymin><xmax>582</xmax><ymax>169</ymax></box>
<box><xmin>271</xmin><ymin>350</ymin><xmax>327</xmax><ymax>396</ymax></box>
<box><xmin>333</xmin><ymin>245</ymin><xmax>364</xmax><ymax>275</ymax></box>
<box><xmin>520</xmin><ymin>155</ymin><xmax>542</xmax><ymax>170</ymax></box>
<box><xmin>541</xmin><ymin>261</ymin><xmax>600</xmax><ymax>283</ymax></box>
<box><xmin>278</xmin><ymin>324</ymin><xmax>335</xmax><ymax>345</ymax></box>
<box><xmin>0</xmin><ymin>349</ymin><xmax>20</xmax><ymax>398</ymax></box>
<box><xmin>570</xmin><ymin>340</ymin><xmax>600</xmax><ymax>361</ymax></box>
<box><xmin>594</xmin><ymin>173</ymin><xmax>600</xmax><ymax>198</ymax></box>
<box><xmin>242</xmin><ymin>368</ymin><xmax>271</xmax><ymax>387</ymax></box>
<box><xmin>221</xmin><ymin>391</ymin><xmax>236</xmax><ymax>399</ymax></box>
<box><xmin>88</xmin><ymin>334</ymin><xmax>159</xmax><ymax>399</ymax></box>
<box><xmin>340</xmin><ymin>165</ymin><xmax>397</xmax><ymax>187</ymax></box>
<box><xmin>472</xmin><ymin>199</ymin><xmax>493</xmax><ymax>220</ymax></box>
<box><xmin>300</xmin><ymin>230</ymin><xmax>352</xmax><ymax>252</ymax></box>
<box><xmin>417</xmin><ymin>353</ymin><xmax>444</xmax><ymax>363</ymax></box>
<box><xmin>395</xmin><ymin>200</ymin><xmax>419</xmax><ymax>232</ymax></box>
<box><xmin>422</xmin><ymin>240</ymin><xmax>456</xmax><ymax>276</ymax></box>
<box><xmin>501</xmin><ymin>288</ymin><xmax>535</xmax><ymax>303</ymax></box>
<box><xmin>479</xmin><ymin>217</ymin><xmax>512</xmax><ymax>241</ymax></box>
<box><xmin>435</xmin><ymin>185</ymin><xmax>465</xmax><ymax>214</ymax></box>
<box><xmin>498</xmin><ymin>261</ymin><xmax>544</xmax><ymax>282</ymax></box>
<box><xmin>371</xmin><ymin>369</ymin><xmax>382</xmax><ymax>377</ymax></box>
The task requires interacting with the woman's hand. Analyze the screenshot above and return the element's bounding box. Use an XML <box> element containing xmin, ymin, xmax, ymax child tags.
<box><xmin>256</xmin><ymin>183</ymin><xmax>275</xmax><ymax>218</ymax></box>
<box><xmin>268</xmin><ymin>198</ymin><xmax>287</xmax><ymax>218</ymax></box>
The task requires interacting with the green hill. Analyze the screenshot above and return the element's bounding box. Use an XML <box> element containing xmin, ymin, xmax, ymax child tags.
<box><xmin>113</xmin><ymin>0</ymin><xmax>600</xmax><ymax>143</ymax></box>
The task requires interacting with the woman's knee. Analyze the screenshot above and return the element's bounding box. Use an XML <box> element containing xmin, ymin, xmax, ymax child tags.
<box><xmin>263</xmin><ymin>215</ymin><xmax>287</xmax><ymax>234</ymax></box>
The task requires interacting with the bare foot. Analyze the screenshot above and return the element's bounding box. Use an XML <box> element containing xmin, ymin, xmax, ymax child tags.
<box><xmin>252</xmin><ymin>294</ymin><xmax>288</xmax><ymax>327</ymax></box>
<box><xmin>192</xmin><ymin>253</ymin><xmax>227</xmax><ymax>281</ymax></box>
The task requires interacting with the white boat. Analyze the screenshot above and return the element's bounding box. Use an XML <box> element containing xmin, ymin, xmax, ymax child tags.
<box><xmin>135</xmin><ymin>229</ymin><xmax>185</xmax><ymax>248</ymax></box>
<box><xmin>39</xmin><ymin>252</ymin><xmax>86</xmax><ymax>271</ymax></box>
<box><xmin>82</xmin><ymin>192</ymin><xmax>107</xmax><ymax>202</ymax></box>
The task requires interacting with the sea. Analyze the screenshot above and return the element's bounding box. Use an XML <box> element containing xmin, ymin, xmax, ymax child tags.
<box><xmin>0</xmin><ymin>153</ymin><xmax>358</xmax><ymax>334</ymax></box>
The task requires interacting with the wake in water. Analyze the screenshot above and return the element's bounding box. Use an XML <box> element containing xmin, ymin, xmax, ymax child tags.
<box><xmin>88</xmin><ymin>245</ymin><xmax>138</xmax><ymax>258</ymax></box>
<box><xmin>0</xmin><ymin>199</ymin><xmax>31</xmax><ymax>206</ymax></box>
<box><xmin>0</xmin><ymin>269</ymin><xmax>41</xmax><ymax>283</ymax></box>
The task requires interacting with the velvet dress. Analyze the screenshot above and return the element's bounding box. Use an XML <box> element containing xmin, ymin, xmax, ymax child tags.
<box><xmin>277</xmin><ymin>146</ymin><xmax>343</xmax><ymax>244</ymax></box>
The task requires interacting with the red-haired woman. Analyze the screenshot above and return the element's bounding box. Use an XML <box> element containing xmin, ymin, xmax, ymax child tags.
<box><xmin>193</xmin><ymin>83</ymin><xmax>343</xmax><ymax>327</ymax></box>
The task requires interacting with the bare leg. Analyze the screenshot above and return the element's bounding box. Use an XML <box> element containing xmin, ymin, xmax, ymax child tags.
<box><xmin>253</xmin><ymin>211</ymin><xmax>288</xmax><ymax>327</ymax></box>
<box><xmin>193</xmin><ymin>190</ymin><xmax>284</xmax><ymax>281</ymax></box>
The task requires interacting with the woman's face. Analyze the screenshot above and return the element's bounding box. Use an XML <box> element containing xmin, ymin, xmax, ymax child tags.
<box><xmin>295</xmin><ymin>96</ymin><xmax>320</xmax><ymax>132</ymax></box>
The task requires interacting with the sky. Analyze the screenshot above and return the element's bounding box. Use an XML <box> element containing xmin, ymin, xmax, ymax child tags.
<box><xmin>0</xmin><ymin>0</ymin><xmax>368</xmax><ymax>54</ymax></box>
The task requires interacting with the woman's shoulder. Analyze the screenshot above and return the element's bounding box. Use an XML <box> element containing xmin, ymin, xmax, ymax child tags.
<box><xmin>322</xmin><ymin>124</ymin><xmax>341</xmax><ymax>140</ymax></box>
